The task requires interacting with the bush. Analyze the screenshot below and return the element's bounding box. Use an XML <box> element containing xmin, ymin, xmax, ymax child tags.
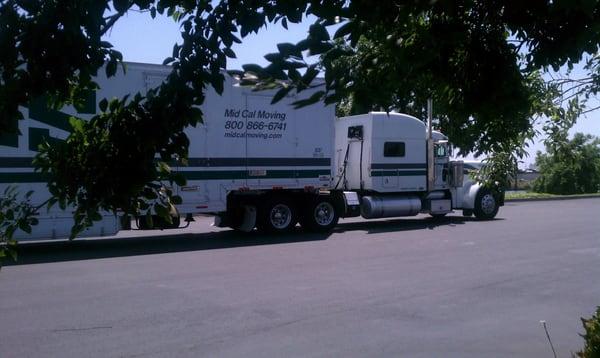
<box><xmin>576</xmin><ymin>306</ymin><xmax>600</xmax><ymax>358</ymax></box>
<box><xmin>0</xmin><ymin>187</ymin><xmax>38</xmax><ymax>268</ymax></box>
<box><xmin>533</xmin><ymin>133</ymin><xmax>600</xmax><ymax>195</ymax></box>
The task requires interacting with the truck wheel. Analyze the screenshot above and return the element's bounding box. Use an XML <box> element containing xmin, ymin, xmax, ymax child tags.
<box><xmin>473</xmin><ymin>188</ymin><xmax>499</xmax><ymax>220</ymax></box>
<box><xmin>257</xmin><ymin>198</ymin><xmax>297</xmax><ymax>233</ymax></box>
<box><xmin>301</xmin><ymin>197</ymin><xmax>339</xmax><ymax>232</ymax></box>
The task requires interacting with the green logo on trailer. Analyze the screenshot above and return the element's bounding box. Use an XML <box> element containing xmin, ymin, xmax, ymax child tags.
<box><xmin>0</xmin><ymin>91</ymin><xmax>96</xmax><ymax>151</ymax></box>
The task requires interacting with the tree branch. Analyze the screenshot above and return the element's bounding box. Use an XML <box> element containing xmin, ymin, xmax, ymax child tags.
<box><xmin>101</xmin><ymin>13</ymin><xmax>124</xmax><ymax>36</ymax></box>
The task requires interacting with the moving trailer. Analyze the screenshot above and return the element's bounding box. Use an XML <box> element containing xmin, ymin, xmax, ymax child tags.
<box><xmin>0</xmin><ymin>62</ymin><xmax>503</xmax><ymax>240</ymax></box>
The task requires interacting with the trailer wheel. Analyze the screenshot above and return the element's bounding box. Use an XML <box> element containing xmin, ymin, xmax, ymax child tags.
<box><xmin>300</xmin><ymin>197</ymin><xmax>339</xmax><ymax>233</ymax></box>
<box><xmin>257</xmin><ymin>198</ymin><xmax>297</xmax><ymax>233</ymax></box>
<box><xmin>473</xmin><ymin>188</ymin><xmax>499</xmax><ymax>220</ymax></box>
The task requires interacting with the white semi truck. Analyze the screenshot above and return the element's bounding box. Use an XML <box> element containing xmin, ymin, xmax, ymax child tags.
<box><xmin>0</xmin><ymin>62</ymin><xmax>503</xmax><ymax>240</ymax></box>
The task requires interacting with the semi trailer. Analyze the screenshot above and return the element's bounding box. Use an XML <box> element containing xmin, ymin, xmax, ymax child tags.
<box><xmin>0</xmin><ymin>62</ymin><xmax>503</xmax><ymax>240</ymax></box>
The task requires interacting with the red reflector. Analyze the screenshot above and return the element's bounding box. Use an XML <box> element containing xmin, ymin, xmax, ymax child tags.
<box><xmin>196</xmin><ymin>205</ymin><xmax>208</xmax><ymax>209</ymax></box>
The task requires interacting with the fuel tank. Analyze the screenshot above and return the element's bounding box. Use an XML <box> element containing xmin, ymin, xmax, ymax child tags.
<box><xmin>360</xmin><ymin>195</ymin><xmax>422</xmax><ymax>219</ymax></box>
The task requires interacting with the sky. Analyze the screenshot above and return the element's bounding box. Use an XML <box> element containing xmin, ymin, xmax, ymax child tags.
<box><xmin>104</xmin><ymin>11</ymin><xmax>600</xmax><ymax>168</ymax></box>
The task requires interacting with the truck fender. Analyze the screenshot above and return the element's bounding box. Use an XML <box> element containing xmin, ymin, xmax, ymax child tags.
<box><xmin>461</xmin><ymin>182</ymin><xmax>483</xmax><ymax>210</ymax></box>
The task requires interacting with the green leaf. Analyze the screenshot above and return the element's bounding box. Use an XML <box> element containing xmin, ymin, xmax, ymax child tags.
<box><xmin>106</xmin><ymin>60</ymin><xmax>117</xmax><ymax>77</ymax></box>
<box><xmin>154</xmin><ymin>203</ymin><xmax>168</xmax><ymax>218</ymax></box>
<box><xmin>293</xmin><ymin>91</ymin><xmax>325</xmax><ymax>109</ymax></box>
<box><xmin>8</xmin><ymin>249</ymin><xmax>17</xmax><ymax>262</ymax></box>
<box><xmin>264</xmin><ymin>52</ymin><xmax>283</xmax><ymax>63</ymax></box>
<box><xmin>90</xmin><ymin>211</ymin><xmax>102</xmax><ymax>221</ymax></box>
<box><xmin>157</xmin><ymin>161</ymin><xmax>171</xmax><ymax>174</ymax></box>
<box><xmin>272</xmin><ymin>86</ymin><xmax>292</xmax><ymax>104</ymax></box>
<box><xmin>223</xmin><ymin>48</ymin><xmax>236</xmax><ymax>59</ymax></box>
<box><xmin>142</xmin><ymin>188</ymin><xmax>158</xmax><ymax>200</ymax></box>
<box><xmin>47</xmin><ymin>198</ymin><xmax>58</xmax><ymax>209</ymax></box>
<box><xmin>108</xmin><ymin>98</ymin><xmax>120</xmax><ymax>112</ymax></box>
<box><xmin>171</xmin><ymin>195</ymin><xmax>183</xmax><ymax>205</ymax></box>
<box><xmin>188</xmin><ymin>106</ymin><xmax>203</xmax><ymax>124</ymax></box>
<box><xmin>172</xmin><ymin>173</ymin><xmax>186</xmax><ymax>186</ymax></box>
<box><xmin>113</xmin><ymin>0</ymin><xmax>130</xmax><ymax>13</ymax></box>
<box><xmin>211</xmin><ymin>73</ymin><xmax>224</xmax><ymax>95</ymax></box>
<box><xmin>333</xmin><ymin>21</ymin><xmax>353</xmax><ymax>39</ymax></box>
<box><xmin>99</xmin><ymin>98</ymin><xmax>108</xmax><ymax>112</ymax></box>
<box><xmin>277</xmin><ymin>43</ymin><xmax>300</xmax><ymax>58</ymax></box>
<box><xmin>301</xmin><ymin>66</ymin><xmax>319</xmax><ymax>87</ymax></box>
<box><xmin>69</xmin><ymin>117</ymin><xmax>84</xmax><ymax>132</ymax></box>
<box><xmin>18</xmin><ymin>221</ymin><xmax>31</xmax><ymax>234</ymax></box>
<box><xmin>242</xmin><ymin>64</ymin><xmax>264</xmax><ymax>74</ymax></box>
<box><xmin>309</xmin><ymin>23</ymin><xmax>330</xmax><ymax>42</ymax></box>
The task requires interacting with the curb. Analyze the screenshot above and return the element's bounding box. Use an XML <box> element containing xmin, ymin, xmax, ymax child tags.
<box><xmin>506</xmin><ymin>195</ymin><xmax>600</xmax><ymax>203</ymax></box>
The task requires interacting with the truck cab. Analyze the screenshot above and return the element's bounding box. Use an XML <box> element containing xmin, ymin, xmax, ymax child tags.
<box><xmin>333</xmin><ymin>112</ymin><xmax>502</xmax><ymax>221</ymax></box>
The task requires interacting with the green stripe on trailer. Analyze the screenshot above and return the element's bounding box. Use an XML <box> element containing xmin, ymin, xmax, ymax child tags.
<box><xmin>0</xmin><ymin>169</ymin><xmax>331</xmax><ymax>183</ymax></box>
<box><xmin>28</xmin><ymin>92</ymin><xmax>97</xmax><ymax>133</ymax></box>
<box><xmin>182</xmin><ymin>169</ymin><xmax>331</xmax><ymax>180</ymax></box>
<box><xmin>0</xmin><ymin>157</ymin><xmax>34</xmax><ymax>168</ymax></box>
<box><xmin>0</xmin><ymin>172</ymin><xmax>47</xmax><ymax>183</ymax></box>
<box><xmin>371</xmin><ymin>170</ymin><xmax>427</xmax><ymax>177</ymax></box>
<box><xmin>0</xmin><ymin>157</ymin><xmax>332</xmax><ymax>168</ymax></box>
<box><xmin>371</xmin><ymin>163</ymin><xmax>426</xmax><ymax>169</ymax></box>
<box><xmin>0</xmin><ymin>132</ymin><xmax>18</xmax><ymax>148</ymax></box>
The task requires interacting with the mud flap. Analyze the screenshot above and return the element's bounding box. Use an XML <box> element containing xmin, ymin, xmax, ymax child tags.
<box><xmin>238</xmin><ymin>205</ymin><xmax>257</xmax><ymax>232</ymax></box>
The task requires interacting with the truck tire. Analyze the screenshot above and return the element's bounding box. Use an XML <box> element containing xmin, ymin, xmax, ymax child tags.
<box><xmin>300</xmin><ymin>197</ymin><xmax>339</xmax><ymax>233</ymax></box>
<box><xmin>257</xmin><ymin>197</ymin><xmax>297</xmax><ymax>233</ymax></box>
<box><xmin>473</xmin><ymin>188</ymin><xmax>499</xmax><ymax>220</ymax></box>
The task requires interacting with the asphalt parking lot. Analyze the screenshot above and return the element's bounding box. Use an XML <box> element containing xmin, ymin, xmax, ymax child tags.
<box><xmin>1</xmin><ymin>198</ymin><xmax>599</xmax><ymax>357</ymax></box>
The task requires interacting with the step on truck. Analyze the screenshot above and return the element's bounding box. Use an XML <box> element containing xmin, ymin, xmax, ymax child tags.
<box><xmin>1</xmin><ymin>62</ymin><xmax>503</xmax><ymax>240</ymax></box>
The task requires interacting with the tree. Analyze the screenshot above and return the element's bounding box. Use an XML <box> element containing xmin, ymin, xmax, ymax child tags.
<box><xmin>532</xmin><ymin>133</ymin><xmax>600</xmax><ymax>195</ymax></box>
<box><xmin>2</xmin><ymin>0</ymin><xmax>600</xmax><ymax>257</ymax></box>
<box><xmin>241</xmin><ymin>0</ymin><xmax>600</xmax><ymax>187</ymax></box>
<box><xmin>576</xmin><ymin>306</ymin><xmax>600</xmax><ymax>358</ymax></box>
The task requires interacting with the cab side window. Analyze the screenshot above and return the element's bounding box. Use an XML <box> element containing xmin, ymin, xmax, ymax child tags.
<box><xmin>384</xmin><ymin>142</ymin><xmax>405</xmax><ymax>157</ymax></box>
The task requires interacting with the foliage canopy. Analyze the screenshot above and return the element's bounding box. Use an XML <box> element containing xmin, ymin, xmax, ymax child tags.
<box><xmin>533</xmin><ymin>133</ymin><xmax>600</xmax><ymax>195</ymax></box>
<box><xmin>1</xmin><ymin>0</ymin><xmax>600</xmax><ymax>240</ymax></box>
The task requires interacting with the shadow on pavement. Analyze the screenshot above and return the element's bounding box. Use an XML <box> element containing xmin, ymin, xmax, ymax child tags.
<box><xmin>7</xmin><ymin>215</ymin><xmax>502</xmax><ymax>266</ymax></box>
<box><xmin>7</xmin><ymin>229</ymin><xmax>329</xmax><ymax>266</ymax></box>
<box><xmin>336</xmin><ymin>215</ymin><xmax>502</xmax><ymax>234</ymax></box>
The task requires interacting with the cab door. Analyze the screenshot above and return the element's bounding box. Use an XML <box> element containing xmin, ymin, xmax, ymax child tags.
<box><xmin>433</xmin><ymin>141</ymin><xmax>450</xmax><ymax>190</ymax></box>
